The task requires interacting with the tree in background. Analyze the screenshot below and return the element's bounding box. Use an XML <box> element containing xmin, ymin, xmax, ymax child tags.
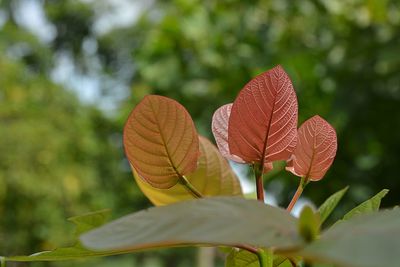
<box><xmin>1</xmin><ymin>0</ymin><xmax>400</xmax><ymax>266</ymax></box>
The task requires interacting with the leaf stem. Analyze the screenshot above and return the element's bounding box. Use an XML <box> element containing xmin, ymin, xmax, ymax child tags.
<box><xmin>287</xmin><ymin>177</ymin><xmax>308</xmax><ymax>212</ymax></box>
<box><xmin>179</xmin><ymin>176</ymin><xmax>203</xmax><ymax>198</ymax></box>
<box><xmin>253</xmin><ymin>164</ymin><xmax>265</xmax><ymax>202</ymax></box>
<box><xmin>0</xmin><ymin>257</ymin><xmax>5</xmax><ymax>267</ymax></box>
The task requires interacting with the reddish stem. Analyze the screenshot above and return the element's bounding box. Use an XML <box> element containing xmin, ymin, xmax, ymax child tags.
<box><xmin>253</xmin><ymin>164</ymin><xmax>265</xmax><ymax>202</ymax></box>
<box><xmin>287</xmin><ymin>177</ymin><xmax>308</xmax><ymax>212</ymax></box>
<box><xmin>256</xmin><ymin>173</ymin><xmax>265</xmax><ymax>202</ymax></box>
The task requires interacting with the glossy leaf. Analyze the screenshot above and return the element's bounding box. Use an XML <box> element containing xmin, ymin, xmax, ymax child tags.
<box><xmin>81</xmin><ymin>197</ymin><xmax>302</xmax><ymax>252</ymax></box>
<box><xmin>212</xmin><ymin>103</ymin><xmax>245</xmax><ymax>163</ymax></box>
<box><xmin>134</xmin><ymin>136</ymin><xmax>242</xmax><ymax>206</ymax></box>
<box><xmin>286</xmin><ymin>115</ymin><xmax>337</xmax><ymax>181</ymax></box>
<box><xmin>299</xmin><ymin>208</ymin><xmax>400</xmax><ymax>267</ymax></box>
<box><xmin>342</xmin><ymin>189</ymin><xmax>388</xmax><ymax>220</ymax></box>
<box><xmin>228</xmin><ymin>65</ymin><xmax>298</xmax><ymax>172</ymax></box>
<box><xmin>5</xmin><ymin>210</ymin><xmax>117</xmax><ymax>262</ymax></box>
<box><xmin>318</xmin><ymin>186</ymin><xmax>348</xmax><ymax>224</ymax></box>
<box><xmin>123</xmin><ymin>95</ymin><xmax>199</xmax><ymax>189</ymax></box>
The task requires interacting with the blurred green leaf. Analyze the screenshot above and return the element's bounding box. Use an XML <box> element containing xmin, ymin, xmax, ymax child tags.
<box><xmin>298</xmin><ymin>206</ymin><xmax>320</xmax><ymax>243</ymax></box>
<box><xmin>318</xmin><ymin>186</ymin><xmax>348</xmax><ymax>224</ymax></box>
<box><xmin>5</xmin><ymin>210</ymin><xmax>116</xmax><ymax>262</ymax></box>
<box><xmin>343</xmin><ymin>189</ymin><xmax>389</xmax><ymax>220</ymax></box>
<box><xmin>81</xmin><ymin>197</ymin><xmax>302</xmax><ymax>252</ymax></box>
<box><xmin>299</xmin><ymin>208</ymin><xmax>400</xmax><ymax>267</ymax></box>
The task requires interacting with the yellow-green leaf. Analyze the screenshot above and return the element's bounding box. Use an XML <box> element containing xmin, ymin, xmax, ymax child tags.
<box><xmin>298</xmin><ymin>206</ymin><xmax>320</xmax><ymax>243</ymax></box>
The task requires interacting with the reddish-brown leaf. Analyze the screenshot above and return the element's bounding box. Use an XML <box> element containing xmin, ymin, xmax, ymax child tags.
<box><xmin>286</xmin><ymin>115</ymin><xmax>337</xmax><ymax>181</ymax></box>
<box><xmin>228</xmin><ymin>65</ymin><xmax>298</xmax><ymax>172</ymax></box>
<box><xmin>123</xmin><ymin>95</ymin><xmax>199</xmax><ymax>189</ymax></box>
<box><xmin>133</xmin><ymin>136</ymin><xmax>242</xmax><ymax>206</ymax></box>
<box><xmin>212</xmin><ymin>103</ymin><xmax>245</xmax><ymax>163</ymax></box>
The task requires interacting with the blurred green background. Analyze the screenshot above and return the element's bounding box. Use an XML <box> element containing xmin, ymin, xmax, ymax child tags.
<box><xmin>0</xmin><ymin>0</ymin><xmax>399</xmax><ymax>266</ymax></box>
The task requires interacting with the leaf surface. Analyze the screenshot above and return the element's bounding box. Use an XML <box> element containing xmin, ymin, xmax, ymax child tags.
<box><xmin>212</xmin><ymin>103</ymin><xmax>245</xmax><ymax>163</ymax></box>
<box><xmin>286</xmin><ymin>115</ymin><xmax>337</xmax><ymax>181</ymax></box>
<box><xmin>299</xmin><ymin>208</ymin><xmax>400</xmax><ymax>267</ymax></box>
<box><xmin>134</xmin><ymin>136</ymin><xmax>242</xmax><ymax>206</ymax></box>
<box><xmin>298</xmin><ymin>206</ymin><xmax>320</xmax><ymax>243</ymax></box>
<box><xmin>81</xmin><ymin>197</ymin><xmax>303</xmax><ymax>252</ymax></box>
<box><xmin>226</xmin><ymin>249</ymin><xmax>291</xmax><ymax>267</ymax></box>
<box><xmin>342</xmin><ymin>189</ymin><xmax>388</xmax><ymax>220</ymax></box>
<box><xmin>318</xmin><ymin>186</ymin><xmax>348</xmax><ymax>224</ymax></box>
<box><xmin>123</xmin><ymin>95</ymin><xmax>199</xmax><ymax>189</ymax></box>
<box><xmin>228</xmin><ymin>65</ymin><xmax>298</xmax><ymax>172</ymax></box>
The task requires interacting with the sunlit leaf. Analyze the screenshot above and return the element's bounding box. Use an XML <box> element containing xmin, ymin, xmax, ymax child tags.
<box><xmin>134</xmin><ymin>136</ymin><xmax>242</xmax><ymax>206</ymax></box>
<box><xmin>228</xmin><ymin>65</ymin><xmax>298</xmax><ymax>172</ymax></box>
<box><xmin>81</xmin><ymin>197</ymin><xmax>303</xmax><ymax>252</ymax></box>
<box><xmin>286</xmin><ymin>115</ymin><xmax>337</xmax><ymax>181</ymax></box>
<box><xmin>225</xmin><ymin>249</ymin><xmax>293</xmax><ymax>267</ymax></box>
<box><xmin>123</xmin><ymin>95</ymin><xmax>200</xmax><ymax>189</ymax></box>
<box><xmin>342</xmin><ymin>189</ymin><xmax>389</xmax><ymax>220</ymax></box>
<box><xmin>226</xmin><ymin>249</ymin><xmax>259</xmax><ymax>267</ymax></box>
<box><xmin>318</xmin><ymin>186</ymin><xmax>348</xmax><ymax>224</ymax></box>
<box><xmin>298</xmin><ymin>208</ymin><xmax>400</xmax><ymax>267</ymax></box>
<box><xmin>212</xmin><ymin>103</ymin><xmax>245</xmax><ymax>163</ymax></box>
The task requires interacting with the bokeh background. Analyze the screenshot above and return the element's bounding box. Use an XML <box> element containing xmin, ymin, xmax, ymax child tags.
<box><xmin>1</xmin><ymin>0</ymin><xmax>399</xmax><ymax>266</ymax></box>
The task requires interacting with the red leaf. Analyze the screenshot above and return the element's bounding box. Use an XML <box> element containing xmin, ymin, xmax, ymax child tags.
<box><xmin>211</xmin><ymin>103</ymin><xmax>245</xmax><ymax>163</ymax></box>
<box><xmin>123</xmin><ymin>95</ymin><xmax>199</xmax><ymax>189</ymax></box>
<box><xmin>228</xmin><ymin>65</ymin><xmax>298</xmax><ymax>172</ymax></box>
<box><xmin>286</xmin><ymin>115</ymin><xmax>337</xmax><ymax>181</ymax></box>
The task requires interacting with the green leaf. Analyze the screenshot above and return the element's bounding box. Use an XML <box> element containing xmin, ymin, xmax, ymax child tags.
<box><xmin>298</xmin><ymin>208</ymin><xmax>400</xmax><ymax>267</ymax></box>
<box><xmin>68</xmin><ymin>209</ymin><xmax>111</xmax><ymax>237</ymax></box>
<box><xmin>81</xmin><ymin>197</ymin><xmax>303</xmax><ymax>252</ymax></box>
<box><xmin>298</xmin><ymin>206</ymin><xmax>320</xmax><ymax>243</ymax></box>
<box><xmin>317</xmin><ymin>186</ymin><xmax>348</xmax><ymax>224</ymax></box>
<box><xmin>225</xmin><ymin>250</ymin><xmax>291</xmax><ymax>267</ymax></box>
<box><xmin>226</xmin><ymin>249</ymin><xmax>259</xmax><ymax>267</ymax></box>
<box><xmin>5</xmin><ymin>210</ymin><xmax>117</xmax><ymax>262</ymax></box>
<box><xmin>343</xmin><ymin>189</ymin><xmax>389</xmax><ymax>220</ymax></box>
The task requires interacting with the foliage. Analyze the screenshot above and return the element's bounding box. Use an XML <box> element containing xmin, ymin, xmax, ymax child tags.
<box><xmin>2</xmin><ymin>65</ymin><xmax>398</xmax><ymax>267</ymax></box>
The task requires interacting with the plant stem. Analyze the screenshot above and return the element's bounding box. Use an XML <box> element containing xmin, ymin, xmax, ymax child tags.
<box><xmin>0</xmin><ymin>257</ymin><xmax>5</xmax><ymax>267</ymax></box>
<box><xmin>179</xmin><ymin>176</ymin><xmax>203</xmax><ymax>198</ymax></box>
<box><xmin>257</xmin><ymin>249</ymin><xmax>273</xmax><ymax>267</ymax></box>
<box><xmin>253</xmin><ymin>164</ymin><xmax>265</xmax><ymax>202</ymax></box>
<box><xmin>287</xmin><ymin>177</ymin><xmax>308</xmax><ymax>212</ymax></box>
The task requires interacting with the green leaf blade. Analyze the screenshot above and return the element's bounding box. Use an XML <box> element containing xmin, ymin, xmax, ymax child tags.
<box><xmin>318</xmin><ymin>186</ymin><xmax>348</xmax><ymax>224</ymax></box>
<box><xmin>343</xmin><ymin>189</ymin><xmax>388</xmax><ymax>220</ymax></box>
